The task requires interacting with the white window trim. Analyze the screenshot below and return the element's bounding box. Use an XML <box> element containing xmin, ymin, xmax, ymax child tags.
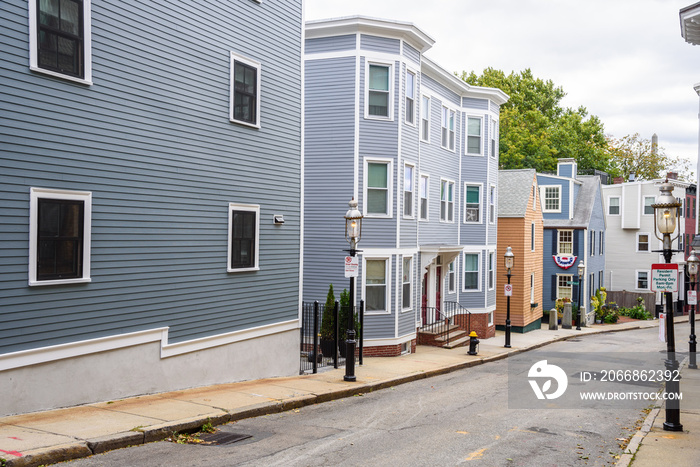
<box><xmin>599</xmin><ymin>231</ymin><xmax>604</xmax><ymax>255</ymax></box>
<box><xmin>590</xmin><ymin>230</ymin><xmax>595</xmax><ymax>257</ymax></box>
<box><xmin>636</xmin><ymin>270</ymin><xmax>650</xmax><ymax>291</ymax></box>
<box><xmin>447</xmin><ymin>260</ymin><xmax>456</xmax><ymax>294</ymax></box>
<box><xmin>29</xmin><ymin>187</ymin><xmax>92</xmax><ymax>286</ymax></box>
<box><xmin>465</xmin><ymin>115</ymin><xmax>483</xmax><ymax>156</ymax></box>
<box><xmin>404</xmin><ymin>68</ymin><xmax>417</xmax><ymax>126</ymax></box>
<box><xmin>488</xmin><ymin>311</ymin><xmax>494</xmax><ymax>326</ymax></box>
<box><xmin>462</xmin><ymin>251</ymin><xmax>482</xmax><ymax>293</ymax></box>
<box><xmin>363</xmin><ymin>256</ymin><xmax>391</xmax><ymax>315</ymax></box>
<box><xmin>419</xmin><ymin>173</ymin><xmax>429</xmax><ymax>221</ymax></box>
<box><xmin>607</xmin><ymin>196</ymin><xmax>621</xmax><ymax>216</ymax></box>
<box><xmin>531</xmin><ymin>222</ymin><xmax>536</xmax><ymax>251</ymax></box>
<box><xmin>558</xmin><ymin>229</ymin><xmax>574</xmax><ymax>256</ymax></box>
<box><xmin>363</xmin><ymin>158</ymin><xmax>394</xmax><ymax>218</ymax></box>
<box><xmin>365</xmin><ymin>59</ymin><xmax>394</xmax><ymax>121</ymax></box>
<box><xmin>642</xmin><ymin>196</ymin><xmax>655</xmax><ymax>216</ymax></box>
<box><xmin>490</xmin><ymin>118</ymin><xmax>498</xmax><ymax>158</ymax></box>
<box><xmin>227</xmin><ymin>203</ymin><xmax>260</xmax><ymax>272</ymax></box>
<box><xmin>636</xmin><ymin>232</ymin><xmax>651</xmax><ymax>253</ymax></box>
<box><xmin>489</xmin><ymin>184</ymin><xmax>496</xmax><ymax>224</ymax></box>
<box><xmin>530</xmin><ymin>273</ymin><xmax>536</xmax><ymax>304</ymax></box>
<box><xmin>402</xmin><ymin>256</ymin><xmax>413</xmax><ymax>312</ymax></box>
<box><xmin>440</xmin><ymin>106</ymin><xmax>456</xmax><ymax>152</ymax></box>
<box><xmin>440</xmin><ymin>178</ymin><xmax>455</xmax><ymax>223</ymax></box>
<box><xmin>487</xmin><ymin>252</ymin><xmax>495</xmax><ymax>291</ymax></box>
<box><xmin>29</xmin><ymin>0</ymin><xmax>93</xmax><ymax>85</ymax></box>
<box><xmin>463</xmin><ymin>182</ymin><xmax>482</xmax><ymax>224</ymax></box>
<box><xmin>420</xmin><ymin>94</ymin><xmax>431</xmax><ymax>143</ymax></box>
<box><xmin>403</xmin><ymin>163</ymin><xmax>415</xmax><ymax>219</ymax></box>
<box><xmin>229</xmin><ymin>51</ymin><xmax>262</xmax><ymax>129</ymax></box>
<box><xmin>540</xmin><ymin>185</ymin><xmax>562</xmax><ymax>213</ymax></box>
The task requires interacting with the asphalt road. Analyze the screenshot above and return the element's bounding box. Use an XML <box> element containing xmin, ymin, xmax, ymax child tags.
<box><xmin>65</xmin><ymin>324</ymin><xmax>691</xmax><ymax>467</ymax></box>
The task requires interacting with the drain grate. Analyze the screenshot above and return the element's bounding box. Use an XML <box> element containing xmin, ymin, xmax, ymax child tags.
<box><xmin>199</xmin><ymin>432</ymin><xmax>252</xmax><ymax>446</ymax></box>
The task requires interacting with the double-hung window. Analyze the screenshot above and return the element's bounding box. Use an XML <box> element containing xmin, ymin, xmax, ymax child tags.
<box><xmin>637</xmin><ymin>271</ymin><xmax>649</xmax><ymax>290</ymax></box>
<box><xmin>637</xmin><ymin>233</ymin><xmax>650</xmax><ymax>252</ymax></box>
<box><xmin>421</xmin><ymin>95</ymin><xmax>430</xmax><ymax>141</ymax></box>
<box><xmin>29</xmin><ymin>188</ymin><xmax>92</xmax><ymax>286</ymax></box>
<box><xmin>643</xmin><ymin>196</ymin><xmax>655</xmax><ymax>215</ymax></box>
<box><xmin>419</xmin><ymin>175</ymin><xmax>429</xmax><ymax>220</ymax></box>
<box><xmin>404</xmin><ymin>165</ymin><xmax>414</xmax><ymax>217</ymax></box>
<box><xmin>463</xmin><ymin>253</ymin><xmax>479</xmax><ymax>291</ymax></box>
<box><xmin>466</xmin><ymin>117</ymin><xmax>482</xmax><ymax>155</ymax></box>
<box><xmin>441</xmin><ymin>107</ymin><xmax>455</xmax><ymax>150</ymax></box>
<box><xmin>541</xmin><ymin>186</ymin><xmax>561</xmax><ymax>213</ymax></box>
<box><xmin>405</xmin><ymin>71</ymin><xmax>415</xmax><ymax>124</ymax></box>
<box><xmin>599</xmin><ymin>231</ymin><xmax>604</xmax><ymax>255</ymax></box>
<box><xmin>440</xmin><ymin>180</ymin><xmax>454</xmax><ymax>222</ymax></box>
<box><xmin>558</xmin><ymin>230</ymin><xmax>573</xmax><ymax>255</ymax></box>
<box><xmin>488</xmin><ymin>252</ymin><xmax>494</xmax><ymax>290</ymax></box>
<box><xmin>230</xmin><ymin>52</ymin><xmax>261</xmax><ymax>127</ymax></box>
<box><xmin>608</xmin><ymin>196</ymin><xmax>620</xmax><ymax>215</ymax></box>
<box><xmin>531</xmin><ymin>223</ymin><xmax>536</xmax><ymax>251</ymax></box>
<box><xmin>447</xmin><ymin>261</ymin><xmax>456</xmax><ymax>293</ymax></box>
<box><xmin>557</xmin><ymin>275</ymin><xmax>573</xmax><ymax>300</ymax></box>
<box><xmin>228</xmin><ymin>204</ymin><xmax>259</xmax><ymax>272</ymax></box>
<box><xmin>368</xmin><ymin>63</ymin><xmax>391</xmax><ymax>118</ymax></box>
<box><xmin>366</xmin><ymin>259</ymin><xmax>388</xmax><ymax>312</ymax></box>
<box><xmin>491</xmin><ymin>120</ymin><xmax>498</xmax><ymax>158</ymax></box>
<box><xmin>366</xmin><ymin>161</ymin><xmax>391</xmax><ymax>216</ymax></box>
<box><xmin>590</xmin><ymin>230</ymin><xmax>595</xmax><ymax>256</ymax></box>
<box><xmin>489</xmin><ymin>185</ymin><xmax>496</xmax><ymax>223</ymax></box>
<box><xmin>30</xmin><ymin>0</ymin><xmax>92</xmax><ymax>83</ymax></box>
<box><xmin>464</xmin><ymin>184</ymin><xmax>480</xmax><ymax>223</ymax></box>
<box><xmin>402</xmin><ymin>257</ymin><xmax>412</xmax><ymax>310</ymax></box>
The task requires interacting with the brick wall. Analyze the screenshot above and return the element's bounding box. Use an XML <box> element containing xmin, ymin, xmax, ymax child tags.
<box><xmin>454</xmin><ymin>313</ymin><xmax>495</xmax><ymax>338</ymax></box>
<box><xmin>363</xmin><ymin>339</ymin><xmax>416</xmax><ymax>357</ymax></box>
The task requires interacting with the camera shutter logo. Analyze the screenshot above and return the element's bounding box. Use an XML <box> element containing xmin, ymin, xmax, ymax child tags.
<box><xmin>528</xmin><ymin>360</ymin><xmax>568</xmax><ymax>400</ymax></box>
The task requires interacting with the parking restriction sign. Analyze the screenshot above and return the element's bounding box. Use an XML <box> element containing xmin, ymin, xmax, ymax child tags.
<box><xmin>504</xmin><ymin>284</ymin><xmax>513</xmax><ymax>296</ymax></box>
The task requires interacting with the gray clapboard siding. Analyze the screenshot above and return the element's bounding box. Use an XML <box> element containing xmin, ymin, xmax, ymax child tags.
<box><xmin>306</xmin><ymin>34</ymin><xmax>357</xmax><ymax>54</ymax></box>
<box><xmin>0</xmin><ymin>0</ymin><xmax>302</xmax><ymax>355</ymax></box>
<box><xmin>360</xmin><ymin>34</ymin><xmax>400</xmax><ymax>54</ymax></box>
<box><xmin>403</xmin><ymin>43</ymin><xmax>420</xmax><ymax>64</ymax></box>
<box><xmin>463</xmin><ymin>97</ymin><xmax>489</xmax><ymax>110</ymax></box>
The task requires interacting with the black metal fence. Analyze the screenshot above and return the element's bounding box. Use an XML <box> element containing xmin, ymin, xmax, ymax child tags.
<box><xmin>300</xmin><ymin>301</ymin><xmax>364</xmax><ymax>374</ymax></box>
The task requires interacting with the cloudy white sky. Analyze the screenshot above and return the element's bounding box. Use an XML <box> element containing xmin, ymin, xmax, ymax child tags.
<box><xmin>306</xmin><ymin>0</ymin><xmax>700</xmax><ymax>172</ymax></box>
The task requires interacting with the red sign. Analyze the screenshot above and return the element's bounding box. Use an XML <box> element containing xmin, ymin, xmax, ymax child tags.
<box><xmin>651</xmin><ymin>263</ymin><xmax>678</xmax><ymax>293</ymax></box>
<box><xmin>553</xmin><ymin>255</ymin><xmax>577</xmax><ymax>269</ymax></box>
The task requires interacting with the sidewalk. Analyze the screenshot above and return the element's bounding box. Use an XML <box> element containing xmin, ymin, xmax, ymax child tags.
<box><xmin>0</xmin><ymin>318</ymin><xmax>684</xmax><ymax>467</ymax></box>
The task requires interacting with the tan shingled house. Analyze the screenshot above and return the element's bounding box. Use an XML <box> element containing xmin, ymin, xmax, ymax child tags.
<box><xmin>496</xmin><ymin>169</ymin><xmax>544</xmax><ymax>332</ymax></box>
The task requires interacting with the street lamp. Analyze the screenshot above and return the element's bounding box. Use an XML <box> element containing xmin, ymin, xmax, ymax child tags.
<box><xmin>576</xmin><ymin>260</ymin><xmax>585</xmax><ymax>330</ymax></box>
<box><xmin>504</xmin><ymin>246</ymin><xmax>514</xmax><ymax>348</ymax></box>
<box><xmin>651</xmin><ymin>180</ymin><xmax>683</xmax><ymax>432</ymax></box>
<box><xmin>687</xmin><ymin>250</ymin><xmax>699</xmax><ymax>370</ymax></box>
<box><xmin>344</xmin><ymin>198</ymin><xmax>363</xmax><ymax>382</ymax></box>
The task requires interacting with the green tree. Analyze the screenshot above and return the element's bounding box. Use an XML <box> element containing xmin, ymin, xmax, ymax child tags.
<box><xmin>606</xmin><ymin>133</ymin><xmax>695</xmax><ymax>182</ymax></box>
<box><xmin>320</xmin><ymin>283</ymin><xmax>336</xmax><ymax>339</ymax></box>
<box><xmin>459</xmin><ymin>68</ymin><xmax>610</xmax><ymax>174</ymax></box>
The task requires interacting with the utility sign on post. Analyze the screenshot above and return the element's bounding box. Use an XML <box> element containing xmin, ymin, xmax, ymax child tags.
<box><xmin>651</xmin><ymin>263</ymin><xmax>678</xmax><ymax>293</ymax></box>
<box><xmin>504</xmin><ymin>284</ymin><xmax>512</xmax><ymax>296</ymax></box>
<box><xmin>689</xmin><ymin>290</ymin><xmax>697</xmax><ymax>306</ymax></box>
<box><xmin>344</xmin><ymin>256</ymin><xmax>359</xmax><ymax>278</ymax></box>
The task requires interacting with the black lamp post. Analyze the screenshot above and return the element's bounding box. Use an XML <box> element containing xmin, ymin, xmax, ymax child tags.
<box><xmin>344</xmin><ymin>198</ymin><xmax>363</xmax><ymax>382</ymax></box>
<box><xmin>687</xmin><ymin>249</ymin><xmax>699</xmax><ymax>370</ymax></box>
<box><xmin>651</xmin><ymin>180</ymin><xmax>683</xmax><ymax>432</ymax></box>
<box><xmin>576</xmin><ymin>260</ymin><xmax>584</xmax><ymax>330</ymax></box>
<box><xmin>504</xmin><ymin>246</ymin><xmax>514</xmax><ymax>348</ymax></box>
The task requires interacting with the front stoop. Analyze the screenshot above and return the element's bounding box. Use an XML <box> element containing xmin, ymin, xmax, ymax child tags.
<box><xmin>417</xmin><ymin>324</ymin><xmax>470</xmax><ymax>349</ymax></box>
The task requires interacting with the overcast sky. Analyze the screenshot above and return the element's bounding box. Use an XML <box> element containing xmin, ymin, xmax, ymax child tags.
<box><xmin>306</xmin><ymin>0</ymin><xmax>700</xmax><ymax>173</ymax></box>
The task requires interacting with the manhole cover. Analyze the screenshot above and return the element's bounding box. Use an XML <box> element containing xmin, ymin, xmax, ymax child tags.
<box><xmin>199</xmin><ymin>432</ymin><xmax>252</xmax><ymax>446</ymax></box>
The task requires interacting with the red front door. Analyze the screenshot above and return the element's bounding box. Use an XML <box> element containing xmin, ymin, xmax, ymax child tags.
<box><xmin>435</xmin><ymin>266</ymin><xmax>442</xmax><ymax>321</ymax></box>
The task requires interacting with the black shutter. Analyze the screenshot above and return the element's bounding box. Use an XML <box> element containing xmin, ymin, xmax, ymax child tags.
<box><xmin>573</xmin><ymin>230</ymin><xmax>579</xmax><ymax>257</ymax></box>
<box><xmin>572</xmin><ymin>280</ymin><xmax>579</xmax><ymax>305</ymax></box>
<box><xmin>551</xmin><ymin>229</ymin><xmax>557</xmax><ymax>254</ymax></box>
<box><xmin>551</xmin><ymin>275</ymin><xmax>557</xmax><ymax>301</ymax></box>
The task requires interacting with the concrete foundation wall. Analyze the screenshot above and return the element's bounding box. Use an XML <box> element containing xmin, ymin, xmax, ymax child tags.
<box><xmin>0</xmin><ymin>330</ymin><xmax>298</xmax><ymax>417</ymax></box>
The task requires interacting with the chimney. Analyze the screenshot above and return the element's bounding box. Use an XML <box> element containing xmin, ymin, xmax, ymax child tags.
<box><xmin>613</xmin><ymin>176</ymin><xmax>624</xmax><ymax>184</ymax></box>
<box><xmin>652</xmin><ymin>133</ymin><xmax>658</xmax><ymax>155</ymax></box>
<box><xmin>667</xmin><ymin>172</ymin><xmax>678</xmax><ymax>180</ymax></box>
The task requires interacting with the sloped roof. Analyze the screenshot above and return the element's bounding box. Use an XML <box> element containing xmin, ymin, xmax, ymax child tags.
<box><xmin>543</xmin><ymin>175</ymin><xmax>601</xmax><ymax>228</ymax></box>
<box><xmin>498</xmin><ymin>169</ymin><xmax>537</xmax><ymax>217</ymax></box>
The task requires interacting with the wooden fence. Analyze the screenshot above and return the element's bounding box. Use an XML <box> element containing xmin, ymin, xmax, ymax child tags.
<box><xmin>605</xmin><ymin>291</ymin><xmax>655</xmax><ymax>311</ymax></box>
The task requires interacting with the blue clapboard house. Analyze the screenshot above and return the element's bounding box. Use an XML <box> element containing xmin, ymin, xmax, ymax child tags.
<box><xmin>0</xmin><ymin>0</ymin><xmax>303</xmax><ymax>416</ymax></box>
<box><xmin>537</xmin><ymin>159</ymin><xmax>607</xmax><ymax>324</ymax></box>
<box><xmin>303</xmin><ymin>17</ymin><xmax>508</xmax><ymax>355</ymax></box>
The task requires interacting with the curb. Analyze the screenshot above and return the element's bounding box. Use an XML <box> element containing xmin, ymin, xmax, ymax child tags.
<box><xmin>3</xmin><ymin>322</ymin><xmax>659</xmax><ymax>467</ymax></box>
<box><xmin>615</xmin><ymin>406</ymin><xmax>661</xmax><ymax>466</ymax></box>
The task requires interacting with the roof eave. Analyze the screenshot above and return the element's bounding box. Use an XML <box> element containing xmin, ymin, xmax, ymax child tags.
<box><xmin>680</xmin><ymin>2</ymin><xmax>700</xmax><ymax>45</ymax></box>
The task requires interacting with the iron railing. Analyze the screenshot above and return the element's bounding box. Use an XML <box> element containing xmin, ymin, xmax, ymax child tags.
<box><xmin>419</xmin><ymin>302</ymin><xmax>471</xmax><ymax>348</ymax></box>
